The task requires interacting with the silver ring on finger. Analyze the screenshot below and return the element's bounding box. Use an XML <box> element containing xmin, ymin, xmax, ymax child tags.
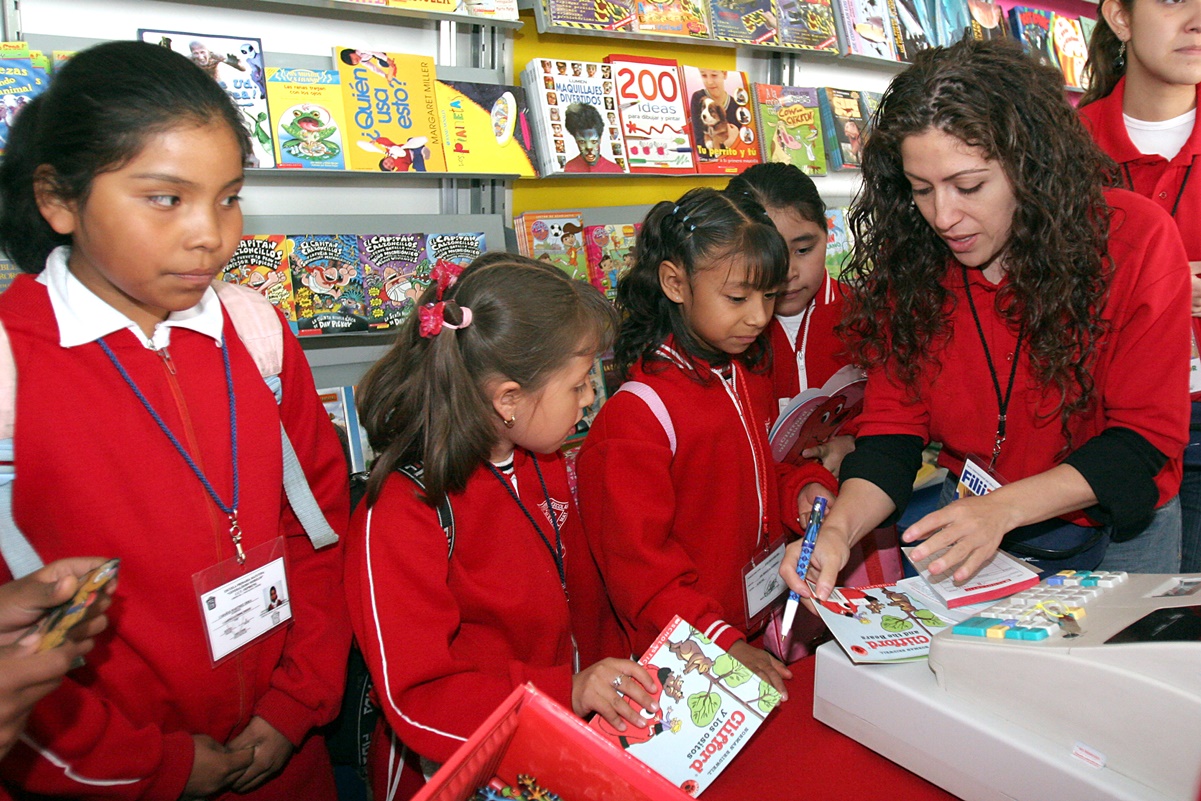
<box><xmin>610</xmin><ymin>674</ymin><xmax>624</xmax><ymax>690</ymax></box>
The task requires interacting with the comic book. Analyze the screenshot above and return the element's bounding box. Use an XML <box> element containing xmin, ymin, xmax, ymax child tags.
<box><xmin>1052</xmin><ymin>14</ymin><xmax>1089</xmax><ymax>90</ymax></box>
<box><xmin>708</xmin><ymin>0</ymin><xmax>779</xmax><ymax>45</ymax></box>
<box><xmin>817</xmin><ymin>86</ymin><xmax>866</xmax><ymax>170</ymax></box>
<box><xmin>1008</xmin><ymin>7</ymin><xmax>1058</xmax><ymax>70</ymax></box>
<box><xmin>830</xmin><ymin>0</ymin><xmax>897</xmax><ymax>61</ymax></box>
<box><xmin>811</xmin><ymin>579</ymin><xmax>954</xmax><ymax>663</ymax></box>
<box><xmin>425</xmin><ymin>231</ymin><xmax>485</xmax><ymax>267</ymax></box>
<box><xmin>515</xmin><ymin>210</ymin><xmax>588</xmax><ymax>281</ymax></box>
<box><xmin>358</xmin><ymin>233</ymin><xmax>428</xmax><ymax>330</ymax></box>
<box><xmin>520</xmin><ymin>58</ymin><xmax>629</xmax><ymax>176</ymax></box>
<box><xmin>548</xmin><ymin>0</ymin><xmax>637</xmax><ymax>31</ymax></box>
<box><xmin>932</xmin><ymin>0</ymin><xmax>971</xmax><ymax>46</ymax></box>
<box><xmin>584</xmin><ymin>223</ymin><xmax>639</xmax><ymax>300</ymax></box>
<box><xmin>333</xmin><ymin>46</ymin><xmax>447</xmax><ymax>173</ymax></box>
<box><xmin>288</xmin><ymin>234</ymin><xmax>369</xmax><ymax>335</ymax></box>
<box><xmin>138</xmin><ymin>30</ymin><xmax>275</xmax><ymax>169</ymax></box>
<box><xmin>588</xmin><ymin>615</ymin><xmax>782</xmax><ymax>796</ymax></box>
<box><xmin>220</xmin><ymin>234</ymin><xmax>299</xmax><ymax>332</ymax></box>
<box><xmin>777</xmin><ymin>0</ymin><xmax>840</xmax><ymax>51</ymax></box>
<box><xmin>887</xmin><ymin>0</ymin><xmax>934</xmax><ymax>60</ymax></box>
<box><xmin>681</xmin><ymin>65</ymin><xmax>760</xmax><ymax>175</ymax></box>
<box><xmin>264</xmin><ymin>67</ymin><xmax>349</xmax><ymax>170</ymax></box>
<box><xmin>825</xmin><ymin>206</ymin><xmax>853</xmax><ymax>279</ymax></box>
<box><xmin>434</xmin><ymin>80</ymin><xmax>538</xmax><ymax>177</ymax></box>
<box><xmin>753</xmin><ymin>84</ymin><xmax>826</xmax><ymax>176</ymax></box>
<box><xmin>317</xmin><ymin>386</ymin><xmax>372</xmax><ymax>473</ymax></box>
<box><xmin>634</xmin><ymin>0</ymin><xmax>711</xmax><ymax>37</ymax></box>
<box><xmin>967</xmin><ymin>0</ymin><xmax>1007</xmax><ymax>41</ymax></box>
<box><xmin>0</xmin><ymin>42</ymin><xmax>48</xmax><ymax>156</ymax></box>
<box><xmin>769</xmin><ymin>364</ymin><xmax>866</xmax><ymax>465</ymax></box>
<box><xmin>606</xmin><ymin>55</ymin><xmax>695</xmax><ymax>175</ymax></box>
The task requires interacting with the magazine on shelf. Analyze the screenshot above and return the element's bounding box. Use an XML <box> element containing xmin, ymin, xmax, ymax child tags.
<box><xmin>817</xmin><ymin>86</ymin><xmax>867</xmax><ymax>170</ymax></box>
<box><xmin>777</xmin><ymin>0</ymin><xmax>839</xmax><ymax>51</ymax></box>
<box><xmin>1052</xmin><ymin>14</ymin><xmax>1088</xmax><ymax>90</ymax></box>
<box><xmin>681</xmin><ymin>65</ymin><xmax>760</xmax><ymax>175</ymax></box>
<box><xmin>634</xmin><ymin>0</ymin><xmax>712</xmax><ymax>37</ymax></box>
<box><xmin>521</xmin><ymin>58</ymin><xmax>629</xmax><ymax>176</ymax></box>
<box><xmin>606</xmin><ymin>55</ymin><xmax>696</xmax><ymax>175</ymax></box>
<box><xmin>426</xmin><ymin>232</ymin><xmax>485</xmax><ymax>267</ymax></box>
<box><xmin>753</xmin><ymin>84</ymin><xmax>827</xmax><ymax>176</ymax></box>
<box><xmin>769</xmin><ymin>364</ymin><xmax>867</xmax><ymax>465</ymax></box>
<box><xmin>708</xmin><ymin>0</ymin><xmax>780</xmax><ymax>44</ymax></box>
<box><xmin>289</xmin><ymin>234</ymin><xmax>369</xmax><ymax>335</ymax></box>
<box><xmin>584</xmin><ymin>223</ymin><xmax>639</xmax><ymax>301</ymax></box>
<box><xmin>317</xmin><ymin>386</ymin><xmax>372</xmax><ymax>473</ymax></box>
<box><xmin>1008</xmin><ymin>7</ymin><xmax>1058</xmax><ymax>70</ymax></box>
<box><xmin>264</xmin><ymin>67</ymin><xmax>349</xmax><ymax>170</ymax></box>
<box><xmin>825</xmin><ymin>206</ymin><xmax>853</xmax><ymax>280</ymax></box>
<box><xmin>548</xmin><ymin>0</ymin><xmax>636</xmax><ymax>30</ymax></box>
<box><xmin>515</xmin><ymin>210</ymin><xmax>587</xmax><ymax>281</ymax></box>
<box><xmin>967</xmin><ymin>0</ymin><xmax>1008</xmax><ymax>41</ymax></box>
<box><xmin>434</xmin><ymin>79</ymin><xmax>538</xmax><ymax>176</ymax></box>
<box><xmin>830</xmin><ymin>0</ymin><xmax>897</xmax><ymax>62</ymax></box>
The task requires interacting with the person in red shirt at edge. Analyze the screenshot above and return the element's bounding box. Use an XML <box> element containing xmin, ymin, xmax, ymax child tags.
<box><xmin>780</xmin><ymin>39</ymin><xmax>1190</xmax><ymax>608</ymax></box>
<box><xmin>1078</xmin><ymin>0</ymin><xmax>1201</xmax><ymax>572</ymax></box>
<box><xmin>725</xmin><ymin>163</ymin><xmax>855</xmax><ymax>476</ymax></box>
<box><xmin>345</xmin><ymin>255</ymin><xmax>658</xmax><ymax>801</ymax></box>
<box><xmin>576</xmin><ymin>188</ymin><xmax>839</xmax><ymax>698</ymax></box>
<box><xmin>0</xmin><ymin>41</ymin><xmax>351</xmax><ymax>801</ymax></box>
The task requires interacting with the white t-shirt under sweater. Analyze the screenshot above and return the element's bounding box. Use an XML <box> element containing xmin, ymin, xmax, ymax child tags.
<box><xmin>1124</xmin><ymin>108</ymin><xmax>1196</xmax><ymax>160</ymax></box>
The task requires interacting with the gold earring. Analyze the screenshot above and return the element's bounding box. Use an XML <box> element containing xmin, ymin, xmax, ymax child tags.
<box><xmin>503</xmin><ymin>414</ymin><xmax>516</xmax><ymax>429</ymax></box>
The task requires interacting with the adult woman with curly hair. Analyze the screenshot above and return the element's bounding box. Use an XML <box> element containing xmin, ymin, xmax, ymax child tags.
<box><xmin>781</xmin><ymin>39</ymin><xmax>1191</xmax><ymax>604</ymax></box>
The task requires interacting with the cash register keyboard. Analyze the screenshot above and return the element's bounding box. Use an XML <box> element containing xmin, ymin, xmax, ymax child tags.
<box><xmin>950</xmin><ymin>570</ymin><xmax>1129</xmax><ymax>642</ymax></box>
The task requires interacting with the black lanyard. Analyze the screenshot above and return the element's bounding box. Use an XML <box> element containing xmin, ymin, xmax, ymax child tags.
<box><xmin>962</xmin><ymin>267</ymin><xmax>1024</xmax><ymax>470</ymax></box>
<box><xmin>99</xmin><ymin>336</ymin><xmax>246</xmax><ymax>563</ymax></box>
<box><xmin>1122</xmin><ymin>162</ymin><xmax>1193</xmax><ymax>217</ymax></box>
<box><xmin>487</xmin><ymin>455</ymin><xmax>567</xmax><ymax>598</ymax></box>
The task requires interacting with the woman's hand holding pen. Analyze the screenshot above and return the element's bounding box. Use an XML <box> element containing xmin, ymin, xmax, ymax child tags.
<box><xmin>573</xmin><ymin>658</ymin><xmax>658</xmax><ymax>733</ymax></box>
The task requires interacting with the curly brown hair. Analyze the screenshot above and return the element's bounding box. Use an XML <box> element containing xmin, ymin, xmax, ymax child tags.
<box><xmin>838</xmin><ymin>38</ymin><xmax>1120</xmax><ymax>436</ymax></box>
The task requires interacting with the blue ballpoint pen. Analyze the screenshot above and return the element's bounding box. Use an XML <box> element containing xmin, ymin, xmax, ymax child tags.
<box><xmin>781</xmin><ymin>496</ymin><xmax>828</xmax><ymax>640</ymax></box>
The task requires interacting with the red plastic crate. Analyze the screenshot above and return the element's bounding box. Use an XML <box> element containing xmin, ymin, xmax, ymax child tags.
<box><xmin>412</xmin><ymin>683</ymin><xmax>693</xmax><ymax>801</ymax></box>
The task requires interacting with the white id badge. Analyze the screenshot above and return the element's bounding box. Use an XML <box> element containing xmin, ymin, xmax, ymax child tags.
<box><xmin>1190</xmin><ymin>330</ymin><xmax>1201</xmax><ymax>395</ymax></box>
<box><xmin>742</xmin><ymin>537</ymin><xmax>788</xmax><ymax>631</ymax></box>
<box><xmin>193</xmin><ymin>537</ymin><xmax>291</xmax><ymax>665</ymax></box>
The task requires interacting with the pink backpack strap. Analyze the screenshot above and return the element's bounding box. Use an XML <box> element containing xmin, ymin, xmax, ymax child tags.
<box><xmin>0</xmin><ymin>320</ymin><xmax>13</xmax><ymax>441</ymax></box>
<box><xmin>616</xmin><ymin>381</ymin><xmax>676</xmax><ymax>456</ymax></box>
<box><xmin>212</xmin><ymin>281</ymin><xmax>283</xmax><ymax>380</ymax></box>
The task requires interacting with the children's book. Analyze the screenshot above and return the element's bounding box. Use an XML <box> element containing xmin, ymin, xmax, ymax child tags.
<box><xmin>288</xmin><ymin>234</ymin><xmax>369</xmax><ymax>335</ymax></box>
<box><xmin>139</xmin><ymin>30</ymin><xmax>275</xmax><ymax>169</ymax></box>
<box><xmin>634</xmin><ymin>0</ymin><xmax>712</xmax><ymax>37</ymax></box>
<box><xmin>587</xmin><ymin>614</ymin><xmax>782</xmax><ymax>796</ymax></box>
<box><xmin>887</xmin><ymin>0</ymin><xmax>934</xmax><ymax>60</ymax></box>
<box><xmin>967</xmin><ymin>0</ymin><xmax>1007</xmax><ymax>41</ymax></box>
<box><xmin>1008</xmin><ymin>7</ymin><xmax>1058</xmax><ymax>70</ymax></box>
<box><xmin>754</xmin><ymin>84</ymin><xmax>826</xmax><ymax>176</ymax></box>
<box><xmin>434</xmin><ymin>80</ymin><xmax>538</xmax><ymax>177</ymax></box>
<box><xmin>567</xmin><ymin>351</ymin><xmax>615</xmax><ymax>444</ymax></box>
<box><xmin>777</xmin><ymin>0</ymin><xmax>840</xmax><ymax>51</ymax></box>
<box><xmin>831</xmin><ymin>0</ymin><xmax>897</xmax><ymax>61</ymax></box>
<box><xmin>817</xmin><ymin>86</ymin><xmax>866</xmax><ymax>170</ymax></box>
<box><xmin>932</xmin><ymin>0</ymin><xmax>971</xmax><ymax>46</ymax></box>
<box><xmin>606</xmin><ymin>55</ymin><xmax>696</xmax><ymax>175</ymax></box>
<box><xmin>708</xmin><ymin>0</ymin><xmax>779</xmax><ymax>44</ymax></box>
<box><xmin>358</xmin><ymin>233</ymin><xmax>429</xmax><ymax>329</ymax></box>
<box><xmin>221</xmin><ymin>234</ymin><xmax>299</xmax><ymax>332</ymax></box>
<box><xmin>520</xmin><ymin>58</ymin><xmax>629</xmax><ymax>176</ymax></box>
<box><xmin>859</xmin><ymin>89</ymin><xmax>883</xmax><ymax>143</ymax></box>
<box><xmin>264</xmin><ymin>67</ymin><xmax>349</xmax><ymax>170</ymax></box>
<box><xmin>333</xmin><ymin>47</ymin><xmax>447</xmax><ymax>173</ymax></box>
<box><xmin>425</xmin><ymin>231</ymin><xmax>485</xmax><ymax>267</ymax></box>
<box><xmin>769</xmin><ymin>364</ymin><xmax>867</xmax><ymax>465</ymax></box>
<box><xmin>681</xmin><ymin>66</ymin><xmax>760</xmax><ymax>175</ymax></box>
<box><xmin>584</xmin><ymin>223</ymin><xmax>639</xmax><ymax>300</ymax></box>
<box><xmin>51</xmin><ymin>50</ymin><xmax>76</xmax><ymax>72</ymax></box>
<box><xmin>825</xmin><ymin>206</ymin><xmax>852</xmax><ymax>279</ymax></box>
<box><xmin>0</xmin><ymin>256</ymin><xmax>19</xmax><ymax>294</ymax></box>
<box><xmin>1052</xmin><ymin>14</ymin><xmax>1089</xmax><ymax>90</ymax></box>
<box><xmin>1077</xmin><ymin>14</ymin><xmax>1096</xmax><ymax>47</ymax></box>
<box><xmin>548</xmin><ymin>0</ymin><xmax>636</xmax><ymax>31</ymax></box>
<box><xmin>903</xmin><ymin>544</ymin><xmax>1041</xmax><ymax>608</ymax></box>
<box><xmin>811</xmin><ymin>580</ymin><xmax>953</xmax><ymax>663</ymax></box>
<box><xmin>0</xmin><ymin>42</ymin><xmax>47</xmax><ymax>156</ymax></box>
<box><xmin>515</xmin><ymin>210</ymin><xmax>588</xmax><ymax>281</ymax></box>
<box><xmin>317</xmin><ymin>386</ymin><xmax>372</xmax><ymax>473</ymax></box>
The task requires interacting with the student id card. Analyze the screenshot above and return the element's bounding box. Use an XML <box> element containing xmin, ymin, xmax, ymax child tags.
<box><xmin>193</xmin><ymin>538</ymin><xmax>292</xmax><ymax>664</ymax></box>
<box><xmin>742</xmin><ymin>537</ymin><xmax>788</xmax><ymax>631</ymax></box>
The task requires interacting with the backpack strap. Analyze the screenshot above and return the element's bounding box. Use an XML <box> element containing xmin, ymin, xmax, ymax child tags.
<box><xmin>394</xmin><ymin>464</ymin><xmax>455</xmax><ymax>556</ymax></box>
<box><xmin>214</xmin><ymin>282</ymin><xmax>338</xmax><ymax>550</ymax></box>
<box><xmin>616</xmin><ymin>381</ymin><xmax>677</xmax><ymax>456</ymax></box>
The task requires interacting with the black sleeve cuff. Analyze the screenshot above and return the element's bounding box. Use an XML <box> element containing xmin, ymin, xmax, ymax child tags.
<box><xmin>1063</xmin><ymin>426</ymin><xmax>1168</xmax><ymax>540</ymax></box>
<box><xmin>840</xmin><ymin>434</ymin><xmax>926</xmax><ymax>526</ymax></box>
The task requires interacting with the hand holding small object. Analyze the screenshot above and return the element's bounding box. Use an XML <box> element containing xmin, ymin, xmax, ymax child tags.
<box><xmin>780</xmin><ymin>497</ymin><xmax>827</xmax><ymax>640</ymax></box>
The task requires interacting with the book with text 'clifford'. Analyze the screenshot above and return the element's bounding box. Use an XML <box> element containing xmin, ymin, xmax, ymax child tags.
<box><xmin>811</xmin><ymin>579</ymin><xmax>952</xmax><ymax>663</ymax></box>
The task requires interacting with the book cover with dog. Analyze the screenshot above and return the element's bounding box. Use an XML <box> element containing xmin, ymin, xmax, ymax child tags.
<box><xmin>753</xmin><ymin>84</ymin><xmax>826</xmax><ymax>176</ymax></box>
<box><xmin>681</xmin><ymin>65</ymin><xmax>761</xmax><ymax>175</ymax></box>
<box><xmin>587</xmin><ymin>615</ymin><xmax>782</xmax><ymax>796</ymax></box>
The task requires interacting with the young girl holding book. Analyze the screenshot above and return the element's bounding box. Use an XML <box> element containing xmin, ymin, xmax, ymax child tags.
<box><xmin>346</xmin><ymin>255</ymin><xmax>658</xmax><ymax>800</ymax></box>
<box><xmin>1080</xmin><ymin>0</ymin><xmax>1201</xmax><ymax>571</ymax></box>
<box><xmin>576</xmin><ymin>188</ymin><xmax>839</xmax><ymax>695</ymax></box>
<box><xmin>0</xmin><ymin>41</ymin><xmax>351</xmax><ymax>799</ymax></box>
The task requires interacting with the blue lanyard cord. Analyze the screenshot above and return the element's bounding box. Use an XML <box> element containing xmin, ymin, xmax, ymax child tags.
<box><xmin>98</xmin><ymin>336</ymin><xmax>243</xmax><ymax>559</ymax></box>
<box><xmin>487</xmin><ymin>456</ymin><xmax>566</xmax><ymax>594</ymax></box>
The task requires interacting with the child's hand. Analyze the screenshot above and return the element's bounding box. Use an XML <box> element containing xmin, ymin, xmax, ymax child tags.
<box><xmin>0</xmin><ymin>557</ymin><xmax>114</xmax><ymax>646</ymax></box>
<box><xmin>572</xmin><ymin>658</ymin><xmax>658</xmax><ymax>731</ymax></box>
<box><xmin>726</xmin><ymin>641</ymin><xmax>791</xmax><ymax>700</ymax></box>
<box><xmin>227</xmin><ymin>715</ymin><xmax>295</xmax><ymax>793</ymax></box>
<box><xmin>801</xmin><ymin>434</ymin><xmax>856</xmax><ymax>477</ymax></box>
<box><xmin>780</xmin><ymin>522</ymin><xmax>851</xmax><ymax>604</ymax></box>
<box><xmin>795</xmin><ymin>482</ymin><xmax>835</xmax><ymax>530</ymax></box>
<box><xmin>0</xmin><ymin>633</ymin><xmax>96</xmax><ymax>760</ymax></box>
<box><xmin>183</xmin><ymin>734</ymin><xmax>253</xmax><ymax>800</ymax></box>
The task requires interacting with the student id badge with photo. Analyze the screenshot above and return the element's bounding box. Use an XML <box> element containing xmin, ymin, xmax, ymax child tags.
<box><xmin>742</xmin><ymin>536</ymin><xmax>788</xmax><ymax>631</ymax></box>
<box><xmin>193</xmin><ymin>537</ymin><xmax>292</xmax><ymax>664</ymax></box>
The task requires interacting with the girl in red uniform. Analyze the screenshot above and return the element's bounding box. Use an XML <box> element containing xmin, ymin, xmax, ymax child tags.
<box><xmin>781</xmin><ymin>40</ymin><xmax>1190</xmax><ymax>606</ymax></box>
<box><xmin>1079</xmin><ymin>0</ymin><xmax>1201</xmax><ymax>571</ymax></box>
<box><xmin>0</xmin><ymin>42</ymin><xmax>351</xmax><ymax>800</ymax></box>
<box><xmin>576</xmin><ymin>188</ymin><xmax>838</xmax><ymax>696</ymax></box>
<box><xmin>346</xmin><ymin>256</ymin><xmax>657</xmax><ymax>800</ymax></box>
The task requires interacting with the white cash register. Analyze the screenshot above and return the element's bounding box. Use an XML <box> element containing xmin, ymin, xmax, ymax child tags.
<box><xmin>814</xmin><ymin>571</ymin><xmax>1201</xmax><ymax>801</ymax></box>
